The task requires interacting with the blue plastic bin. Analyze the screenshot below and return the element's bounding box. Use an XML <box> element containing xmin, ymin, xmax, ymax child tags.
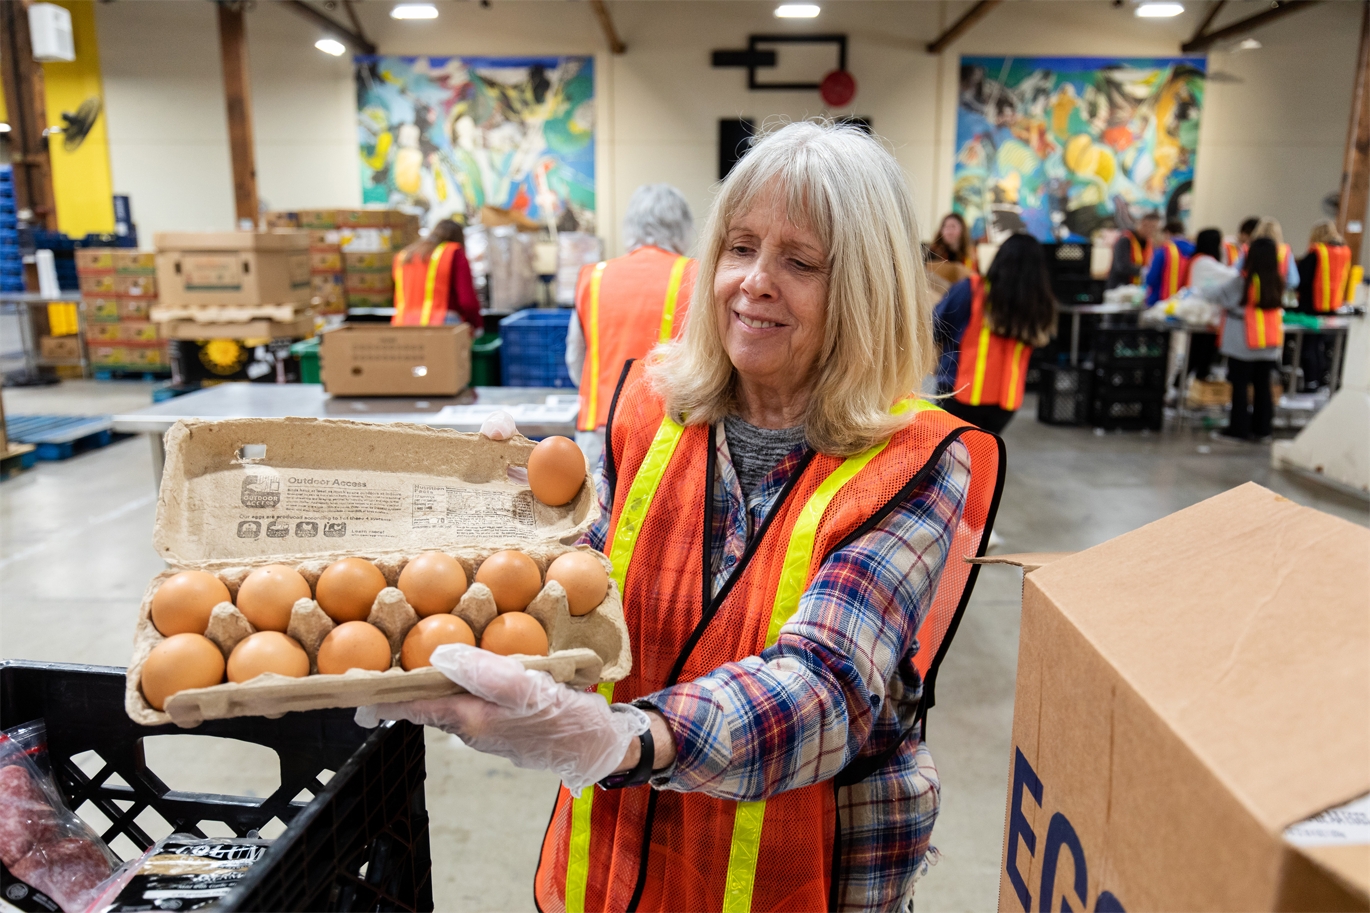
<box><xmin>499</xmin><ymin>308</ymin><xmax>575</xmax><ymax>388</ymax></box>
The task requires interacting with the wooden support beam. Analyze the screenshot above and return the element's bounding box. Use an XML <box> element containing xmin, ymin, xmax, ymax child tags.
<box><xmin>217</xmin><ymin>2</ymin><xmax>259</xmax><ymax>228</ymax></box>
<box><xmin>1186</xmin><ymin>0</ymin><xmax>1226</xmax><ymax>47</ymax></box>
<box><xmin>926</xmin><ymin>0</ymin><xmax>1003</xmax><ymax>55</ymax></box>
<box><xmin>1338</xmin><ymin>0</ymin><xmax>1370</xmax><ymax>267</ymax></box>
<box><xmin>589</xmin><ymin>0</ymin><xmax>625</xmax><ymax>55</ymax></box>
<box><xmin>281</xmin><ymin>0</ymin><xmax>376</xmax><ymax>56</ymax></box>
<box><xmin>1181</xmin><ymin>0</ymin><xmax>1319</xmax><ymax>53</ymax></box>
<box><xmin>0</xmin><ymin>0</ymin><xmax>58</xmax><ymax>231</ymax></box>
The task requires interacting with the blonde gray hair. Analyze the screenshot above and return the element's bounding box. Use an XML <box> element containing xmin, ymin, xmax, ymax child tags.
<box><xmin>623</xmin><ymin>184</ymin><xmax>694</xmax><ymax>255</ymax></box>
<box><xmin>1252</xmin><ymin>217</ymin><xmax>1285</xmax><ymax>248</ymax></box>
<box><xmin>646</xmin><ymin>120</ymin><xmax>934</xmax><ymax>457</ymax></box>
<box><xmin>1309</xmin><ymin>218</ymin><xmax>1345</xmax><ymax>247</ymax></box>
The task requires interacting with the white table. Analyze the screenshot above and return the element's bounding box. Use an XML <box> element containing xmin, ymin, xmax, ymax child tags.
<box><xmin>112</xmin><ymin>382</ymin><xmax>579</xmax><ymax>484</ymax></box>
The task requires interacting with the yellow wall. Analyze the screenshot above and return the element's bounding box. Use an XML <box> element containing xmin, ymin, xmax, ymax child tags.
<box><xmin>0</xmin><ymin>0</ymin><xmax>115</xmax><ymax>234</ymax></box>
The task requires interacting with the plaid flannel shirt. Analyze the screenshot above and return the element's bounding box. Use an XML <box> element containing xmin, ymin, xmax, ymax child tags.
<box><xmin>581</xmin><ymin>422</ymin><xmax>972</xmax><ymax>911</ymax></box>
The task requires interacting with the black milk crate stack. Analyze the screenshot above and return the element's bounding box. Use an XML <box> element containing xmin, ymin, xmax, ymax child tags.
<box><xmin>1037</xmin><ymin>364</ymin><xmax>1091</xmax><ymax>426</ymax></box>
<box><xmin>1087</xmin><ymin>327</ymin><xmax>1169</xmax><ymax>431</ymax></box>
<box><xmin>0</xmin><ymin>661</ymin><xmax>434</xmax><ymax>912</ymax></box>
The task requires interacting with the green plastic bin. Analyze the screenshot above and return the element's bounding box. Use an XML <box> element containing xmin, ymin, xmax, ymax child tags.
<box><xmin>472</xmin><ymin>334</ymin><xmax>501</xmax><ymax>387</ymax></box>
<box><xmin>291</xmin><ymin>338</ymin><xmax>320</xmax><ymax>384</ymax></box>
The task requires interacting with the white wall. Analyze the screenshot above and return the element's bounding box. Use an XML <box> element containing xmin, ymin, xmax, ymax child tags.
<box><xmin>92</xmin><ymin>0</ymin><xmax>1362</xmax><ymax>258</ymax></box>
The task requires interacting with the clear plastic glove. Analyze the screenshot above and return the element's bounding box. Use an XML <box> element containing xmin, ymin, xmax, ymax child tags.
<box><xmin>355</xmin><ymin>644</ymin><xmax>647</xmax><ymax>796</ymax></box>
<box><xmin>480</xmin><ymin>410</ymin><xmax>518</xmax><ymax>441</ymax></box>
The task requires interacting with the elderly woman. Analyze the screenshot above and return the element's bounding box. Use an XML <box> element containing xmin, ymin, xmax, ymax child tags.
<box><xmin>364</xmin><ymin>122</ymin><xmax>1004</xmax><ymax>912</ymax></box>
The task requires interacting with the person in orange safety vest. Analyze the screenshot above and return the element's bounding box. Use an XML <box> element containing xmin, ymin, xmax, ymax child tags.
<box><xmin>1293</xmin><ymin>219</ymin><xmax>1355</xmax><ymax>391</ymax></box>
<box><xmin>391</xmin><ymin>218</ymin><xmax>482</xmax><ymax>328</ymax></box>
<box><xmin>565</xmin><ymin>184</ymin><xmax>697</xmax><ymax>466</ymax></box>
<box><xmin>1218</xmin><ymin>237</ymin><xmax>1286</xmax><ymax>441</ymax></box>
<box><xmin>358</xmin><ymin>121</ymin><xmax>1006</xmax><ymax>913</ymax></box>
<box><xmin>1144</xmin><ymin>220</ymin><xmax>1195</xmax><ymax>305</ymax></box>
<box><xmin>1106</xmin><ymin>210</ymin><xmax>1160</xmax><ymax>288</ymax></box>
<box><xmin>933</xmin><ymin>233</ymin><xmax>1057</xmax><ymax>434</ymax></box>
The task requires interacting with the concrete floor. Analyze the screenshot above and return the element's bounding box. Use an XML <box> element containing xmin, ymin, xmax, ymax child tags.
<box><xmin>1</xmin><ymin>380</ymin><xmax>1366</xmax><ymax>910</ymax></box>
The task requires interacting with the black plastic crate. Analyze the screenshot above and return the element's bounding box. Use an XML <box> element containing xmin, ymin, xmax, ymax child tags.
<box><xmin>1089</xmin><ymin>392</ymin><xmax>1164</xmax><ymax>431</ymax></box>
<box><xmin>0</xmin><ymin>661</ymin><xmax>433</xmax><ymax>912</ymax></box>
<box><xmin>1091</xmin><ymin>363</ymin><xmax>1167</xmax><ymax>393</ymax></box>
<box><xmin>1090</xmin><ymin>327</ymin><xmax>1169</xmax><ymax>366</ymax></box>
<box><xmin>1037</xmin><ymin>364</ymin><xmax>1091</xmax><ymax>426</ymax></box>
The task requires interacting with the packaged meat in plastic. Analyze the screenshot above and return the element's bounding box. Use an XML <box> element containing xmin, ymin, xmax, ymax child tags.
<box><xmin>84</xmin><ymin>834</ymin><xmax>270</xmax><ymax>913</ymax></box>
<box><xmin>0</xmin><ymin>721</ymin><xmax>118</xmax><ymax>913</ymax></box>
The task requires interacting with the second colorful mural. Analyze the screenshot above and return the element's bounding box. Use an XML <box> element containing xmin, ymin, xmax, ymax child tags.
<box><xmin>355</xmin><ymin>55</ymin><xmax>595</xmax><ymax>233</ymax></box>
<box><xmin>954</xmin><ymin>56</ymin><xmax>1206</xmax><ymax>243</ymax></box>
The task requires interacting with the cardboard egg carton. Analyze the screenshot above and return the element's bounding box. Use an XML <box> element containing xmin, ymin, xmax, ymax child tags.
<box><xmin>126</xmin><ymin>417</ymin><xmax>629</xmax><ymax>728</ymax></box>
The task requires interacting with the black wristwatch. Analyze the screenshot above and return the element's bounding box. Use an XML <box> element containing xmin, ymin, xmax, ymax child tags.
<box><xmin>598</xmin><ymin>703</ymin><xmax>657</xmax><ymax>790</ymax></box>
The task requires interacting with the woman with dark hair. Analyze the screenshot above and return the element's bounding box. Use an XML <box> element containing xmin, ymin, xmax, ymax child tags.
<box><xmin>1182</xmin><ymin>227</ymin><xmax>1232</xmax><ymax>381</ymax></box>
<box><xmin>391</xmin><ymin>218</ymin><xmax>482</xmax><ymax>328</ymax></box>
<box><xmin>1216</xmin><ymin>237</ymin><xmax>1285</xmax><ymax>441</ymax></box>
<box><xmin>933</xmin><ymin>233</ymin><xmax>1057</xmax><ymax>433</ymax></box>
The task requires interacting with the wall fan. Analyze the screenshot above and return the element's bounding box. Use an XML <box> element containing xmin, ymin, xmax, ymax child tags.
<box><xmin>60</xmin><ymin>97</ymin><xmax>101</xmax><ymax>152</ymax></box>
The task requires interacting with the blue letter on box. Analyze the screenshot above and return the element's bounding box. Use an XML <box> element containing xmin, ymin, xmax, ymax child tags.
<box><xmin>1040</xmin><ymin>812</ymin><xmax>1087</xmax><ymax>912</ymax></box>
<box><xmin>1007</xmin><ymin>747</ymin><xmax>1044</xmax><ymax>912</ymax></box>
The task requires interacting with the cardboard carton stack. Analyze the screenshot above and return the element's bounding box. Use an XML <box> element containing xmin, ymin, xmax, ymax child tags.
<box><xmin>77</xmin><ymin>248</ymin><xmax>168</xmax><ymax>372</ymax></box>
<box><xmin>265</xmin><ymin>210</ymin><xmax>419</xmax><ymax>315</ymax></box>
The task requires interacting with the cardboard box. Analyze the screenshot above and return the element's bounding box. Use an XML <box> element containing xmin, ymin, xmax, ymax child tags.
<box><xmin>88</xmin><ymin>323</ymin><xmax>122</xmax><ymax>342</ymax></box>
<box><xmin>992</xmin><ymin>484</ymin><xmax>1369</xmax><ymax>912</ymax></box>
<box><xmin>319</xmin><ymin>323</ymin><xmax>470</xmax><ymax>396</ymax></box>
<box><xmin>344</xmin><ymin>251</ymin><xmax>391</xmax><ymax>272</ymax></box>
<box><xmin>158</xmin><ymin>314</ymin><xmax>316</xmax><ymax>341</ymax></box>
<box><xmin>119</xmin><ymin>322</ymin><xmax>161</xmax><ymax>343</ymax></box>
<box><xmin>119</xmin><ymin>298</ymin><xmax>152</xmax><ymax>321</ymax></box>
<box><xmin>88</xmin><ymin>344</ymin><xmax>127</xmax><ymax>366</ymax></box>
<box><xmin>79</xmin><ymin>273</ymin><xmax>118</xmax><ymax>296</ymax></box>
<box><xmin>337</xmin><ymin>209</ymin><xmax>388</xmax><ymax>228</ymax></box>
<box><xmin>310</xmin><ymin>251</ymin><xmax>343</xmax><ymax>273</ymax></box>
<box><xmin>113</xmin><ymin>251</ymin><xmax>157</xmax><ymax>275</ymax></box>
<box><xmin>346</xmin><ymin>291</ymin><xmax>393</xmax><ymax>309</ymax></box>
<box><xmin>340</xmin><ymin>228</ymin><xmax>396</xmax><ymax>253</ymax></box>
<box><xmin>87</xmin><ymin>297</ymin><xmax>121</xmax><ymax>322</ymax></box>
<box><xmin>75</xmin><ymin>248</ymin><xmax>116</xmax><ymax>274</ymax></box>
<box><xmin>124</xmin><ymin>415</ymin><xmax>627</xmax><ymax>727</ymax></box>
<box><xmin>297</xmin><ymin>209</ymin><xmax>338</xmax><ymax>229</ymax></box>
<box><xmin>264</xmin><ymin>211</ymin><xmax>300</xmax><ymax>229</ymax></box>
<box><xmin>309</xmin><ymin>230</ymin><xmax>341</xmax><ymax>251</ymax></box>
<box><xmin>155</xmin><ymin>231</ymin><xmax>311</xmax><ymax>307</ymax></box>
<box><xmin>115</xmin><ymin>275</ymin><xmax>158</xmax><ymax>298</ymax></box>
<box><xmin>39</xmin><ymin>335</ymin><xmax>82</xmax><ymax>360</ymax></box>
<box><xmin>344</xmin><ymin>270</ymin><xmax>394</xmax><ymax>293</ymax></box>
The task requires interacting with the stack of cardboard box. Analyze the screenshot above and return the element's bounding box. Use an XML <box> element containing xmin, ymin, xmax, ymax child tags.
<box><xmin>77</xmin><ymin>248</ymin><xmax>168</xmax><ymax>372</ymax></box>
<box><xmin>265</xmin><ymin>210</ymin><xmax>420</xmax><ymax>314</ymax></box>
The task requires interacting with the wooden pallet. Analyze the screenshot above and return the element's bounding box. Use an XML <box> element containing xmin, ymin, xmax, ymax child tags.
<box><xmin>0</xmin><ymin>442</ymin><xmax>36</xmax><ymax>480</ymax></box>
<box><xmin>4</xmin><ymin>415</ymin><xmax>123</xmax><ymax>461</ymax></box>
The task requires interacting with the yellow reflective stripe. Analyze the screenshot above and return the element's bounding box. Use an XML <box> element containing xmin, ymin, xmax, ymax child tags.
<box><xmin>564</xmin><ymin>414</ymin><xmax>684</xmax><ymax>913</ymax></box>
<box><xmin>419</xmin><ymin>243</ymin><xmax>448</xmax><ymax>326</ymax></box>
<box><xmin>969</xmin><ymin>323</ymin><xmax>991</xmax><ymax>406</ymax></box>
<box><xmin>659</xmin><ymin>256</ymin><xmax>689</xmax><ymax>342</ymax></box>
<box><xmin>583</xmin><ymin>262</ymin><xmax>608</xmax><ymax>432</ymax></box>
<box><xmin>1004</xmin><ymin>342</ymin><xmax>1026</xmax><ymax>410</ymax></box>
<box><xmin>393</xmin><ymin>255</ymin><xmax>407</xmax><ymax>323</ymax></box>
<box><xmin>722</xmin><ymin>401</ymin><xmax>919</xmax><ymax>912</ymax></box>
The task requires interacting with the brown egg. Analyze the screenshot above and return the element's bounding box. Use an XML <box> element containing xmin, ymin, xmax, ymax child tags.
<box><xmin>545</xmin><ymin>551</ymin><xmax>609</xmax><ymax>617</ymax></box>
<box><xmin>527</xmin><ymin>436</ymin><xmax>586</xmax><ymax>507</ymax></box>
<box><xmin>400</xmin><ymin>615</ymin><xmax>476</xmax><ymax>670</ymax></box>
<box><xmin>475</xmin><ymin>550</ymin><xmax>543</xmax><ymax>614</ymax></box>
<box><xmin>227</xmin><ymin>631</ymin><xmax>310</xmax><ymax>683</ymax></box>
<box><xmin>236</xmin><ymin>564</ymin><xmax>312</xmax><ymax>633</ymax></box>
<box><xmin>479</xmin><ymin>612</ymin><xmax>549</xmax><ymax>657</ymax></box>
<box><xmin>316</xmin><ymin>621</ymin><xmax>392</xmax><ymax>675</ymax></box>
<box><xmin>140</xmin><ymin>633</ymin><xmax>226</xmax><ymax>711</ymax></box>
<box><xmin>315</xmin><ymin>557</ymin><xmax>387</xmax><ymax>624</ymax></box>
<box><xmin>398</xmin><ymin>552</ymin><xmax>468</xmax><ymax>617</ymax></box>
<box><xmin>151</xmin><ymin>571</ymin><xmax>231</xmax><ymax>636</ymax></box>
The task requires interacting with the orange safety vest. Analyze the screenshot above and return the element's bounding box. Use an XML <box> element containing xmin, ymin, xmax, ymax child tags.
<box><xmin>1125</xmin><ymin>230</ymin><xmax>1151</xmax><ymax>284</ymax></box>
<box><xmin>1310</xmin><ymin>242</ymin><xmax>1352</xmax><ymax>313</ymax></box>
<box><xmin>535</xmin><ymin>361</ymin><xmax>1004</xmax><ymax>913</ymax></box>
<box><xmin>576</xmin><ymin>247</ymin><xmax>695</xmax><ymax>431</ymax></box>
<box><xmin>1157</xmin><ymin>240</ymin><xmax>1191</xmax><ymax>300</ymax></box>
<box><xmin>1243</xmin><ymin>275</ymin><xmax>1284</xmax><ymax>350</ymax></box>
<box><xmin>392</xmin><ymin>242</ymin><xmax>462</xmax><ymax>326</ymax></box>
<box><xmin>952</xmin><ymin>275</ymin><xmax>1034</xmax><ymax>411</ymax></box>
<box><xmin>1222</xmin><ymin>240</ymin><xmax>1242</xmax><ymax>266</ymax></box>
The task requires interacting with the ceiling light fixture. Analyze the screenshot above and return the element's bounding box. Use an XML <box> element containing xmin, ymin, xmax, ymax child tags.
<box><xmin>1237</xmin><ymin>37</ymin><xmax>1262</xmax><ymax>50</ymax></box>
<box><xmin>1135</xmin><ymin>2</ymin><xmax>1184</xmax><ymax>17</ymax></box>
<box><xmin>0</xmin><ymin>124</ymin><xmax>10</xmax><ymax>133</ymax></box>
<box><xmin>315</xmin><ymin>37</ymin><xmax>346</xmax><ymax>56</ymax></box>
<box><xmin>775</xmin><ymin>4</ymin><xmax>820</xmax><ymax>18</ymax></box>
<box><xmin>391</xmin><ymin>3</ymin><xmax>439</xmax><ymax>19</ymax></box>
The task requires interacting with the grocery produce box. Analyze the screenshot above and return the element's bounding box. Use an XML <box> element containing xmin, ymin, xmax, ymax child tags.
<box><xmin>264</xmin><ymin>211</ymin><xmax>300</xmax><ymax>229</ymax></box>
<box><xmin>119</xmin><ymin>321</ymin><xmax>161</xmax><ymax>343</ymax></box>
<box><xmin>309</xmin><ymin>229</ymin><xmax>342</xmax><ymax>251</ymax></box>
<box><xmin>159</xmin><ymin>314</ymin><xmax>316</xmax><ymax>341</ymax></box>
<box><xmin>125</xmin><ymin>416</ymin><xmax>624</xmax><ymax>727</ymax></box>
<box><xmin>88</xmin><ymin>323</ymin><xmax>122</xmax><ymax>342</ymax></box>
<box><xmin>347</xmin><ymin>291</ymin><xmax>393</xmax><ymax>309</ymax></box>
<box><xmin>79</xmin><ymin>273</ymin><xmax>118</xmax><ymax>296</ymax></box>
<box><xmin>987</xmin><ymin>484</ymin><xmax>1369</xmax><ymax>912</ymax></box>
<box><xmin>310</xmin><ymin>250</ymin><xmax>343</xmax><ymax>273</ymax></box>
<box><xmin>113</xmin><ymin>250</ymin><xmax>157</xmax><ymax>275</ymax></box>
<box><xmin>311</xmin><ymin>273</ymin><xmax>345</xmax><ymax>296</ymax></box>
<box><xmin>340</xmin><ymin>227</ymin><xmax>397</xmax><ymax>253</ymax></box>
<box><xmin>344</xmin><ymin>251</ymin><xmax>392</xmax><ymax>271</ymax></box>
<box><xmin>115</xmin><ymin>274</ymin><xmax>157</xmax><ymax>298</ymax></box>
<box><xmin>155</xmin><ymin>231</ymin><xmax>310</xmax><ymax>307</ymax></box>
<box><xmin>75</xmin><ymin>247</ymin><xmax>116</xmax><ymax>273</ymax></box>
<box><xmin>319</xmin><ymin>323</ymin><xmax>470</xmax><ymax>396</ymax></box>
<box><xmin>297</xmin><ymin>209</ymin><xmax>339</xmax><ymax>229</ymax></box>
<box><xmin>119</xmin><ymin>298</ymin><xmax>151</xmax><ymax>321</ymax></box>
<box><xmin>344</xmin><ymin>270</ymin><xmax>394</xmax><ymax>293</ymax></box>
<box><xmin>87</xmin><ymin>297</ymin><xmax>120</xmax><ymax>322</ymax></box>
<box><xmin>39</xmin><ymin>334</ymin><xmax>81</xmax><ymax>360</ymax></box>
<box><xmin>338</xmin><ymin>209</ymin><xmax>388</xmax><ymax>228</ymax></box>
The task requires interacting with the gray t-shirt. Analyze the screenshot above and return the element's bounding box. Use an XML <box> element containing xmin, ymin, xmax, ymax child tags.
<box><xmin>723</xmin><ymin>414</ymin><xmax>808</xmax><ymax>498</ymax></box>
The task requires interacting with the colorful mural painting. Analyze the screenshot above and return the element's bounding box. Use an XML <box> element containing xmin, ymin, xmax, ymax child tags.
<box><xmin>355</xmin><ymin>56</ymin><xmax>595</xmax><ymax>232</ymax></box>
<box><xmin>953</xmin><ymin>56</ymin><xmax>1206</xmax><ymax>243</ymax></box>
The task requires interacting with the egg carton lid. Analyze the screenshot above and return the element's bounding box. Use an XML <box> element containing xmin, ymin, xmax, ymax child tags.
<box><xmin>155</xmin><ymin>417</ymin><xmax>598</xmax><ymax>569</ymax></box>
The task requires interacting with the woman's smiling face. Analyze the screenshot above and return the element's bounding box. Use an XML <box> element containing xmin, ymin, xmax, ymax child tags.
<box><xmin>714</xmin><ymin>185</ymin><xmax>831</xmax><ymax>397</ymax></box>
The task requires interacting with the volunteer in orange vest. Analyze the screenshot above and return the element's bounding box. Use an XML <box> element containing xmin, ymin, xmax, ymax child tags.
<box><xmin>1223</xmin><ymin>216</ymin><xmax>1259</xmax><ymax>266</ymax></box>
<box><xmin>390</xmin><ymin>218</ymin><xmax>482</xmax><ymax>328</ymax></box>
<box><xmin>565</xmin><ymin>184</ymin><xmax>696</xmax><ymax>465</ymax></box>
<box><xmin>1144</xmin><ymin>220</ymin><xmax>1194</xmax><ymax>305</ymax></box>
<box><xmin>1238</xmin><ymin>217</ymin><xmax>1300</xmax><ymax>292</ymax></box>
<box><xmin>1293</xmin><ymin>219</ymin><xmax>1353</xmax><ymax>391</ymax></box>
<box><xmin>358</xmin><ymin>122</ymin><xmax>1006</xmax><ymax>912</ymax></box>
<box><xmin>1217</xmin><ymin>237</ymin><xmax>1285</xmax><ymax>441</ymax></box>
<box><xmin>1106</xmin><ymin>210</ymin><xmax>1160</xmax><ymax>289</ymax></box>
<box><xmin>932</xmin><ymin>233</ymin><xmax>1057</xmax><ymax>433</ymax></box>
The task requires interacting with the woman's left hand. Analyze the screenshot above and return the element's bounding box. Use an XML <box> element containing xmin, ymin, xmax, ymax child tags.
<box><xmin>355</xmin><ymin>645</ymin><xmax>648</xmax><ymax>795</ymax></box>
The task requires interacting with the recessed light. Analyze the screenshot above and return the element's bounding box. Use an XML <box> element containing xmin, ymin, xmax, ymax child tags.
<box><xmin>315</xmin><ymin>38</ymin><xmax>346</xmax><ymax>56</ymax></box>
<box><xmin>1237</xmin><ymin>37</ymin><xmax>1262</xmax><ymax>50</ymax></box>
<box><xmin>391</xmin><ymin>3</ymin><xmax>439</xmax><ymax>19</ymax></box>
<box><xmin>775</xmin><ymin>4</ymin><xmax>820</xmax><ymax>18</ymax></box>
<box><xmin>0</xmin><ymin>124</ymin><xmax>10</xmax><ymax>133</ymax></box>
<box><xmin>1135</xmin><ymin>2</ymin><xmax>1184</xmax><ymax>17</ymax></box>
